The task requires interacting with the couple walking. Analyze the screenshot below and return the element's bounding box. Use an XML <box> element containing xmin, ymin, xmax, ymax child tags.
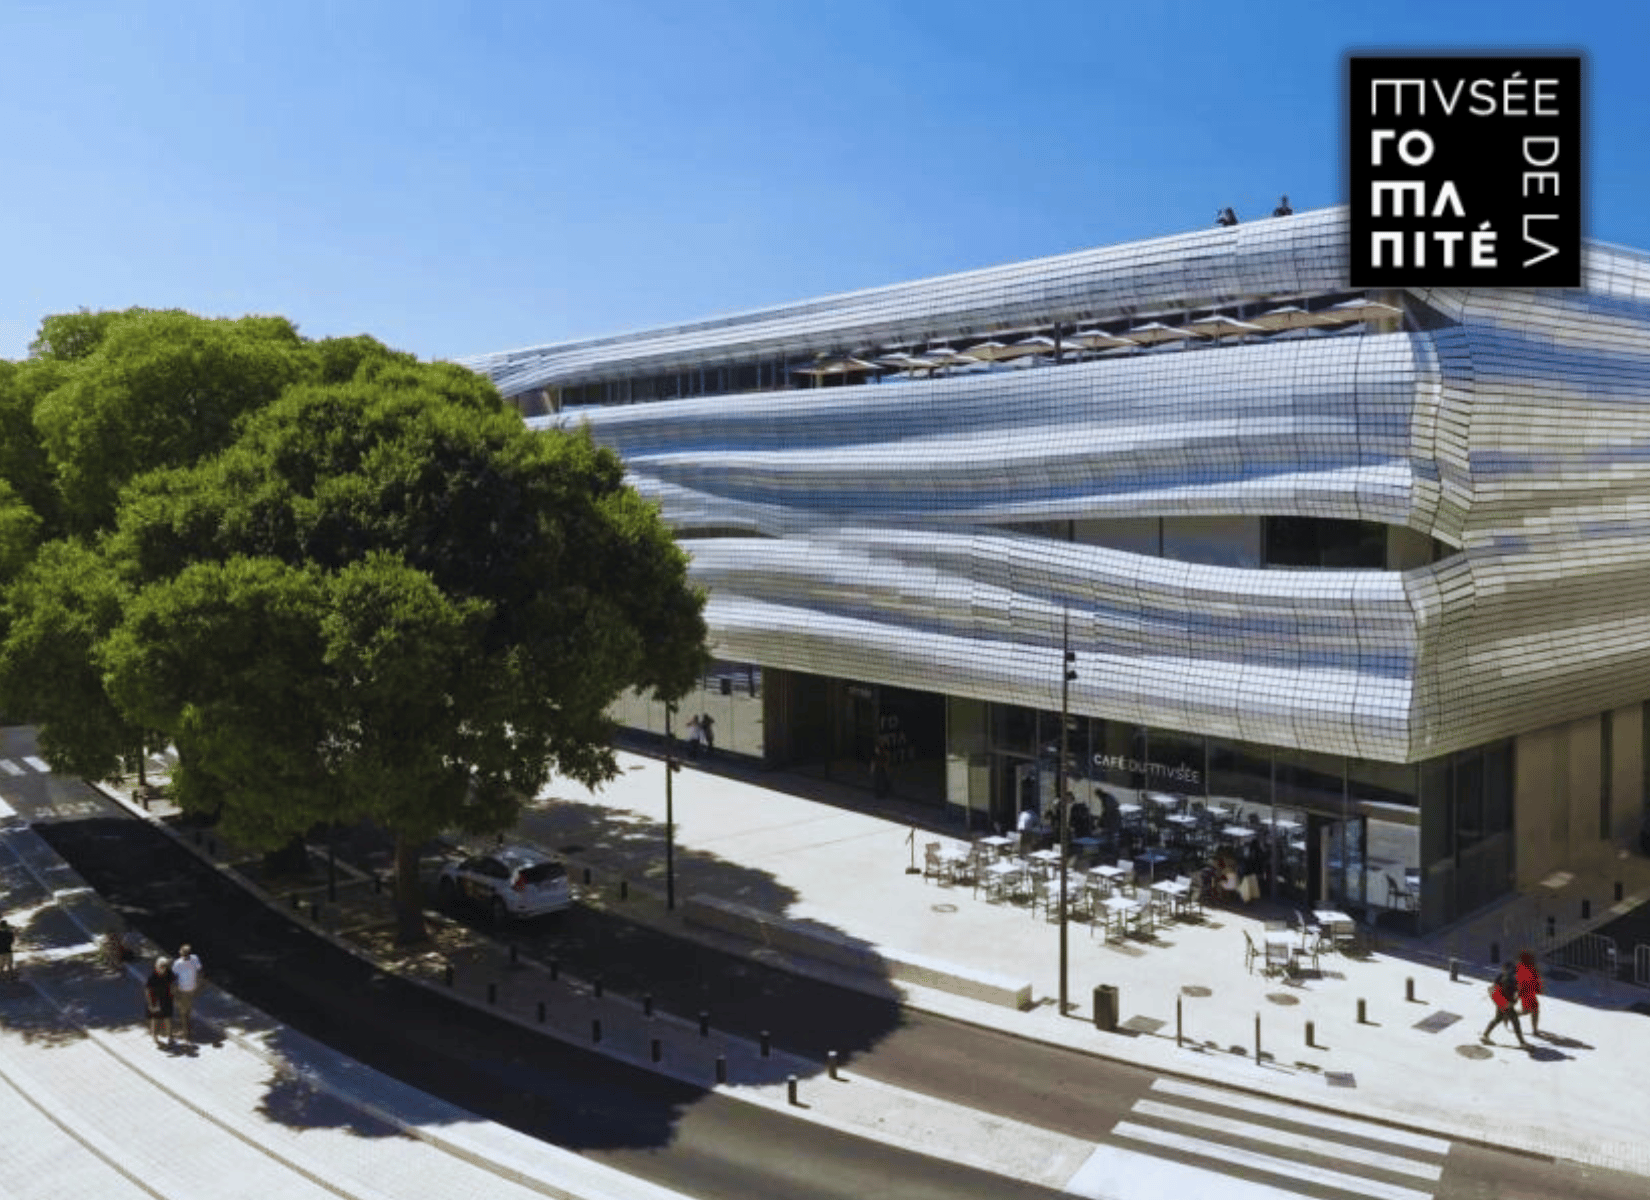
<box><xmin>142</xmin><ymin>944</ymin><xmax>203</xmax><ymax>1046</ymax></box>
<box><xmin>1481</xmin><ymin>950</ymin><xmax>1543</xmax><ymax>1048</ymax></box>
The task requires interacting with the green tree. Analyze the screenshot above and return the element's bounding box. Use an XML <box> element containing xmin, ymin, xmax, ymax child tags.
<box><xmin>0</xmin><ymin>357</ymin><xmax>70</xmax><ymax>540</ymax></box>
<box><xmin>100</xmin><ymin>372</ymin><xmax>707</xmax><ymax>941</ymax></box>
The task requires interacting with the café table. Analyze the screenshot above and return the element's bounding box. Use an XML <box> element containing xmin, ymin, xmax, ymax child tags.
<box><xmin>1150</xmin><ymin>878</ymin><xmax>1190</xmax><ymax>919</ymax></box>
<box><xmin>1116</xmin><ymin>802</ymin><xmax>1142</xmax><ymax>819</ymax></box>
<box><xmin>1134</xmin><ymin>847</ymin><xmax>1173</xmax><ymax>883</ymax></box>
<box><xmin>1028</xmin><ymin>848</ymin><xmax>1063</xmax><ymax>867</ymax></box>
<box><xmin>981</xmin><ymin>859</ymin><xmax>1025</xmax><ymax>900</ymax></box>
<box><xmin>1102</xmin><ymin>895</ymin><xmax>1148</xmax><ymax>939</ymax></box>
<box><xmin>1164</xmin><ymin>813</ymin><xmax>1198</xmax><ymax>829</ymax></box>
<box><xmin>1267</xmin><ymin>818</ymin><xmax>1303</xmax><ymax>835</ymax></box>
<box><xmin>1313</xmin><ymin>909</ymin><xmax>1356</xmax><ymax>949</ymax></box>
<box><xmin>1262</xmin><ymin>928</ymin><xmax>1299</xmax><ymax>973</ymax></box>
<box><xmin>977</xmin><ymin>834</ymin><xmax>1016</xmax><ymax>858</ymax></box>
<box><xmin>1221</xmin><ymin>825</ymin><xmax>1257</xmax><ymax>841</ymax></box>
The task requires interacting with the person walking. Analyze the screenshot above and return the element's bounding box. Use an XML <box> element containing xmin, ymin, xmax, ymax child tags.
<box><xmin>143</xmin><ymin>957</ymin><xmax>176</xmax><ymax>1047</ymax></box>
<box><xmin>0</xmin><ymin>918</ymin><xmax>15</xmax><ymax>980</ymax></box>
<box><xmin>698</xmin><ymin>712</ymin><xmax>715</xmax><ymax>756</ymax></box>
<box><xmin>1515</xmin><ymin>949</ymin><xmax>1544</xmax><ymax>1037</ymax></box>
<box><xmin>1481</xmin><ymin>962</ymin><xmax>1529</xmax><ymax>1048</ymax></box>
<box><xmin>684</xmin><ymin>713</ymin><xmax>703</xmax><ymax>760</ymax></box>
<box><xmin>172</xmin><ymin>944</ymin><xmax>203</xmax><ymax>1041</ymax></box>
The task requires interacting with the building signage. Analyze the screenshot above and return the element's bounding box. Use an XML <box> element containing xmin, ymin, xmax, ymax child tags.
<box><xmin>1348</xmin><ymin>55</ymin><xmax>1582</xmax><ymax>287</ymax></box>
<box><xmin>1091</xmin><ymin>753</ymin><xmax>1201</xmax><ymax>787</ymax></box>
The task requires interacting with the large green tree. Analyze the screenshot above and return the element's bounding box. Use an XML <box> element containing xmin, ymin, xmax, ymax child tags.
<box><xmin>97</xmin><ymin>372</ymin><xmax>707</xmax><ymax>940</ymax></box>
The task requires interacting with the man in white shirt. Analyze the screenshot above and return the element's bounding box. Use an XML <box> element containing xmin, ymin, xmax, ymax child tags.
<box><xmin>172</xmin><ymin>944</ymin><xmax>203</xmax><ymax>1040</ymax></box>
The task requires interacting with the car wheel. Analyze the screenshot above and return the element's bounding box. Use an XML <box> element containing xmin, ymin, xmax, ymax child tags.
<box><xmin>490</xmin><ymin>896</ymin><xmax>508</xmax><ymax>924</ymax></box>
<box><xmin>437</xmin><ymin>878</ymin><xmax>457</xmax><ymax>910</ymax></box>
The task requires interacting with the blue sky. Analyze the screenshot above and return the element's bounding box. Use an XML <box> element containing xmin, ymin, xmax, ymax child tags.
<box><xmin>3</xmin><ymin>1</ymin><xmax>1646</xmax><ymax>363</ymax></box>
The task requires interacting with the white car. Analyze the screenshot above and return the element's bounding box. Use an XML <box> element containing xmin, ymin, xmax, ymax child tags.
<box><xmin>437</xmin><ymin>846</ymin><xmax>573</xmax><ymax>922</ymax></box>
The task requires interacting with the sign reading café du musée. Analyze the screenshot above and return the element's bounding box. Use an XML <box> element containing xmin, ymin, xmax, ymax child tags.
<box><xmin>1348</xmin><ymin>55</ymin><xmax>1582</xmax><ymax>287</ymax></box>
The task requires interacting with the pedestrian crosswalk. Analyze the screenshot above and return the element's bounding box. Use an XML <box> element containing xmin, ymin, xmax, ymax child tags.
<box><xmin>0</xmin><ymin>758</ymin><xmax>49</xmax><ymax>777</ymax></box>
<box><xmin>1064</xmin><ymin>1078</ymin><xmax>1450</xmax><ymax>1200</ymax></box>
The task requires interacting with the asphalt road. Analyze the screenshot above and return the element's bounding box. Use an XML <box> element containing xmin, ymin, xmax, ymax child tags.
<box><xmin>4</xmin><ymin>740</ymin><xmax>1648</xmax><ymax>1200</ymax></box>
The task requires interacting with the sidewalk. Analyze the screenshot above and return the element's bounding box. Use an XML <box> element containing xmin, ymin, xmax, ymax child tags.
<box><xmin>506</xmin><ymin>751</ymin><xmax>1650</xmax><ymax>1175</ymax></box>
<box><xmin>0</xmin><ymin>798</ymin><xmax>693</xmax><ymax>1200</ymax></box>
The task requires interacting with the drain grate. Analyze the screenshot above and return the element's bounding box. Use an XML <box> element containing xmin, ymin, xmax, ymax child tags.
<box><xmin>1412</xmin><ymin>1011</ymin><xmax>1462</xmax><ymax>1034</ymax></box>
<box><xmin>1325</xmin><ymin>1071</ymin><xmax>1357</xmax><ymax>1088</ymax></box>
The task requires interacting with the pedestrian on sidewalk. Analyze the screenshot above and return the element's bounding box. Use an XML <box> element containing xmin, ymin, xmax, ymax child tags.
<box><xmin>1515</xmin><ymin>949</ymin><xmax>1543</xmax><ymax>1037</ymax></box>
<box><xmin>698</xmin><ymin>712</ymin><xmax>715</xmax><ymax>756</ymax></box>
<box><xmin>172</xmin><ymin>944</ymin><xmax>203</xmax><ymax>1041</ymax></box>
<box><xmin>1481</xmin><ymin>962</ymin><xmax>1529</xmax><ymax>1048</ymax></box>
<box><xmin>0</xmin><ymin>918</ymin><xmax>15</xmax><ymax>979</ymax></box>
<box><xmin>685</xmin><ymin>714</ymin><xmax>704</xmax><ymax>760</ymax></box>
<box><xmin>144</xmin><ymin>957</ymin><xmax>176</xmax><ymax>1047</ymax></box>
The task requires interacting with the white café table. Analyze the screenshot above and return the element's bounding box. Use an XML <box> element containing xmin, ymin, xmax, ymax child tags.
<box><xmin>1102</xmin><ymin>895</ymin><xmax>1148</xmax><ymax>937</ymax></box>
<box><xmin>1313</xmin><ymin>909</ymin><xmax>1356</xmax><ymax>947</ymax></box>
<box><xmin>1164</xmin><ymin>813</ymin><xmax>1198</xmax><ymax>828</ymax></box>
<box><xmin>981</xmin><ymin>859</ymin><xmax>1024</xmax><ymax>899</ymax></box>
<box><xmin>1268</xmin><ymin>818</ymin><xmax>1303</xmax><ymax>834</ymax></box>
<box><xmin>1028</xmin><ymin>849</ymin><xmax>1063</xmax><ymax>866</ymax></box>
<box><xmin>1150</xmin><ymin>878</ymin><xmax>1191</xmax><ymax>918</ymax></box>
<box><xmin>1221</xmin><ymin>825</ymin><xmax>1257</xmax><ymax>841</ymax></box>
<box><xmin>1115</xmin><ymin>802</ymin><xmax>1142</xmax><ymax>819</ymax></box>
<box><xmin>977</xmin><ymin>834</ymin><xmax>1016</xmax><ymax>858</ymax></box>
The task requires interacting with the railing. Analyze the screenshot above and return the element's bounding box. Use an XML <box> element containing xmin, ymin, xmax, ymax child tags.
<box><xmin>1547</xmin><ymin>931</ymin><xmax>1619</xmax><ymax>977</ymax></box>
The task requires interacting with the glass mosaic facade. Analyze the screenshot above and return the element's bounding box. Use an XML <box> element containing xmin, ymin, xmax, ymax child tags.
<box><xmin>461</xmin><ymin>207</ymin><xmax>1650</xmax><ymax>930</ymax></box>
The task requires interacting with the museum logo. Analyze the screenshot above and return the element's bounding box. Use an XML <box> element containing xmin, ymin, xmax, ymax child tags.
<box><xmin>1348</xmin><ymin>55</ymin><xmax>1582</xmax><ymax>287</ymax></box>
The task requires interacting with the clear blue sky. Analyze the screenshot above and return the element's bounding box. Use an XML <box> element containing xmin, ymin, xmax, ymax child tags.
<box><xmin>4</xmin><ymin>1</ymin><xmax>1647</xmax><ymax>363</ymax></box>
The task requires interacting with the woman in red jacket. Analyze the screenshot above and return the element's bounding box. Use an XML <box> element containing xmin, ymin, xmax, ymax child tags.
<box><xmin>1515</xmin><ymin>950</ymin><xmax>1543</xmax><ymax>1037</ymax></box>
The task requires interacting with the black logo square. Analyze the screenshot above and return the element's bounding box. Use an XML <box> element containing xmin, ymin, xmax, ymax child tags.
<box><xmin>1348</xmin><ymin>56</ymin><xmax>1582</xmax><ymax>287</ymax></box>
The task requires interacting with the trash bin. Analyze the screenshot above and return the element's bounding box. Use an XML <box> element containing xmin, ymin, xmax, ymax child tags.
<box><xmin>1093</xmin><ymin>984</ymin><xmax>1119</xmax><ymax>1032</ymax></box>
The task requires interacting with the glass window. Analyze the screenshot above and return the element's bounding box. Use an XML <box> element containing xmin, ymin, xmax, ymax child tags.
<box><xmin>1147</xmin><ymin>727</ymin><xmax>1206</xmax><ymax>796</ymax></box>
<box><xmin>1208</xmin><ymin>737</ymin><xmax>1272</xmax><ymax>808</ymax></box>
<box><xmin>992</xmin><ymin>704</ymin><xmax>1037</xmax><ymax>755</ymax></box>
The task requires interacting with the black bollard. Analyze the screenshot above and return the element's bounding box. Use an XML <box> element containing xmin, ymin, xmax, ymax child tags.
<box><xmin>206</xmin><ymin>837</ymin><xmax>215</xmax><ymax>857</ymax></box>
<box><xmin>509</xmin><ymin>944</ymin><xmax>518</xmax><ymax>966</ymax></box>
<box><xmin>1616</xmin><ymin>881</ymin><xmax>1624</xmax><ymax>902</ymax></box>
<box><xmin>1582</xmin><ymin>899</ymin><xmax>1591</xmax><ymax>920</ymax></box>
<box><xmin>1176</xmin><ymin>997</ymin><xmax>1183</xmax><ymax>1048</ymax></box>
<box><xmin>1405</xmin><ymin>977</ymin><xmax>1415</xmax><ymax>1003</ymax></box>
<box><xmin>583</xmin><ymin>867</ymin><xmax>592</xmax><ymax>885</ymax></box>
<box><xmin>592</xmin><ymin>1018</ymin><xmax>602</xmax><ymax>1043</ymax></box>
<box><xmin>1253</xmin><ymin>1013</ymin><xmax>1261</xmax><ymax>1062</ymax></box>
<box><xmin>593</xmin><ymin>976</ymin><xmax>604</xmax><ymax>999</ymax></box>
<box><xmin>194</xmin><ymin>830</ymin><xmax>202</xmax><ymax>846</ymax></box>
<box><xmin>1450</xmin><ymin>957</ymin><xmax>1459</xmax><ymax>982</ymax></box>
<box><xmin>374</xmin><ymin>873</ymin><xmax>382</xmax><ymax>894</ymax></box>
<box><xmin>1357</xmin><ymin>998</ymin><xmax>1367</xmax><ymax>1024</ymax></box>
<box><xmin>1490</xmin><ymin>941</ymin><xmax>1500</xmax><ymax>963</ymax></box>
<box><xmin>1547</xmin><ymin>915</ymin><xmax>1556</xmax><ymax>939</ymax></box>
<box><xmin>828</xmin><ymin>1051</ymin><xmax>839</xmax><ymax>1080</ymax></box>
<box><xmin>699</xmin><ymin>1011</ymin><xmax>710</xmax><ymax>1037</ymax></box>
<box><xmin>444</xmin><ymin>965</ymin><xmax>454</xmax><ymax>988</ymax></box>
<box><xmin>651</xmin><ymin>1038</ymin><xmax>662</xmax><ymax>1064</ymax></box>
<box><xmin>760</xmin><ymin>1030</ymin><xmax>771</xmax><ymax>1058</ymax></box>
<box><xmin>1306</xmin><ymin>1020</ymin><xmax>1315</xmax><ymax>1048</ymax></box>
<box><xmin>487</xmin><ymin>982</ymin><xmax>497</xmax><ymax>1005</ymax></box>
<box><xmin>537</xmin><ymin>1001</ymin><xmax>546</xmax><ymax>1023</ymax></box>
<box><xmin>715</xmin><ymin>1055</ymin><xmax>727</xmax><ymax>1083</ymax></box>
<box><xmin>550</xmin><ymin>958</ymin><xmax>559</xmax><ymax>981</ymax></box>
<box><xmin>644</xmin><ymin>994</ymin><xmax>654</xmax><ymax>1018</ymax></box>
<box><xmin>310</xmin><ymin>901</ymin><xmax>320</xmax><ymax>922</ymax></box>
<box><xmin>291</xmin><ymin>893</ymin><xmax>301</xmax><ymax>911</ymax></box>
<box><xmin>787</xmin><ymin>1075</ymin><xmax>799</xmax><ymax>1105</ymax></box>
<box><xmin>620</xmin><ymin>879</ymin><xmax>629</xmax><ymax>901</ymax></box>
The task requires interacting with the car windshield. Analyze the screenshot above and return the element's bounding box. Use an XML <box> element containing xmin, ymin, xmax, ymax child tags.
<box><xmin>515</xmin><ymin>861</ymin><xmax>565</xmax><ymax>885</ymax></box>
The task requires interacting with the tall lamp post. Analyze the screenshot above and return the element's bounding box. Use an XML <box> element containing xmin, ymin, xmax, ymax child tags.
<box><xmin>1057</xmin><ymin>607</ymin><xmax>1078</xmax><ymax>1016</ymax></box>
<box><xmin>664</xmin><ymin>702</ymin><xmax>679</xmax><ymax>911</ymax></box>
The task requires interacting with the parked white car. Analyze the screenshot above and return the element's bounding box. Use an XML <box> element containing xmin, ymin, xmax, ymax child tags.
<box><xmin>438</xmin><ymin>846</ymin><xmax>572</xmax><ymax>922</ymax></box>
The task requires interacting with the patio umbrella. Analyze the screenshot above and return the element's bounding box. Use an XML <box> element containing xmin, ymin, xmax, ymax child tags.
<box><xmin>1179</xmin><ymin>315</ymin><xmax>1263</xmax><ymax>340</ymax></box>
<box><xmin>1122</xmin><ymin>321</ymin><xmax>1198</xmax><ymax>345</ymax></box>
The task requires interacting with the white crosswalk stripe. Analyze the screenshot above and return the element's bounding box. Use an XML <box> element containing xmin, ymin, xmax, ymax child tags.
<box><xmin>22</xmin><ymin>756</ymin><xmax>49</xmax><ymax>773</ymax></box>
<box><xmin>1065</xmin><ymin>1077</ymin><xmax>1450</xmax><ymax>1200</ymax></box>
<box><xmin>0</xmin><ymin>760</ymin><xmax>24</xmax><ymax>776</ymax></box>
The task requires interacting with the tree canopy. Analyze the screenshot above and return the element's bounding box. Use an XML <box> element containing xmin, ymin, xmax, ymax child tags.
<box><xmin>2</xmin><ymin>309</ymin><xmax>708</xmax><ymax>940</ymax></box>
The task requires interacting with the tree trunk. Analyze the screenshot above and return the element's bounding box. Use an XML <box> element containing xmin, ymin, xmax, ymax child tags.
<box><xmin>393</xmin><ymin>832</ymin><xmax>429</xmax><ymax>945</ymax></box>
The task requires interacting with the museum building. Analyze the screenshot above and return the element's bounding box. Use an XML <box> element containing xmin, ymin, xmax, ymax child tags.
<box><xmin>459</xmin><ymin>207</ymin><xmax>1650</xmax><ymax>933</ymax></box>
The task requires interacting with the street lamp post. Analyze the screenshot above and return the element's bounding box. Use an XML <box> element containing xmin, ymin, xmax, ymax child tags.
<box><xmin>1058</xmin><ymin>607</ymin><xmax>1077</xmax><ymax>1016</ymax></box>
<box><xmin>665</xmin><ymin>702</ymin><xmax>678</xmax><ymax>912</ymax></box>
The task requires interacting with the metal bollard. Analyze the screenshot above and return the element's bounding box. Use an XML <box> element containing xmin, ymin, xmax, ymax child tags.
<box><xmin>651</xmin><ymin>1038</ymin><xmax>662</xmax><ymax>1064</ymax></box>
<box><xmin>1405</xmin><ymin>977</ymin><xmax>1415</xmax><ymax>1003</ymax></box>
<box><xmin>1547</xmin><ymin>915</ymin><xmax>1556</xmax><ymax>938</ymax></box>
<box><xmin>374</xmin><ymin>873</ymin><xmax>382</xmax><ymax>894</ymax></box>
<box><xmin>1306</xmin><ymin>1020</ymin><xmax>1315</xmax><ymax>1048</ymax></box>
<box><xmin>583</xmin><ymin>867</ymin><xmax>592</xmax><ymax>885</ymax></box>
<box><xmin>715</xmin><ymin>1055</ymin><xmax>727</xmax><ymax>1083</ymax></box>
<box><xmin>760</xmin><ymin>1030</ymin><xmax>771</xmax><ymax>1058</ymax></box>
<box><xmin>1615</xmin><ymin>881</ymin><xmax>1624</xmax><ymax>902</ymax></box>
<box><xmin>644</xmin><ymin>994</ymin><xmax>654</xmax><ymax>1018</ymax></box>
<box><xmin>1450</xmin><ymin>957</ymin><xmax>1459</xmax><ymax>982</ymax></box>
<box><xmin>619</xmin><ymin>879</ymin><xmax>629</xmax><ymax>901</ymax></box>
<box><xmin>787</xmin><ymin>1075</ymin><xmax>799</xmax><ymax>1105</ymax></box>
<box><xmin>550</xmin><ymin>958</ymin><xmax>559</xmax><ymax>981</ymax></box>
<box><xmin>1253</xmin><ymin>1013</ymin><xmax>1261</xmax><ymax>1061</ymax></box>
<box><xmin>1357</xmin><ymin>998</ymin><xmax>1367</xmax><ymax>1024</ymax></box>
<box><xmin>591</xmin><ymin>1018</ymin><xmax>602</xmax><ymax>1043</ymax></box>
<box><xmin>487</xmin><ymin>982</ymin><xmax>497</xmax><ymax>1005</ymax></box>
<box><xmin>291</xmin><ymin>893</ymin><xmax>301</xmax><ymax>911</ymax></box>
<box><xmin>828</xmin><ymin>1051</ymin><xmax>839</xmax><ymax>1080</ymax></box>
<box><xmin>1582</xmin><ymin>899</ymin><xmax>1591</xmax><ymax>920</ymax></box>
<box><xmin>1176</xmin><ymin>996</ymin><xmax>1183</xmax><ymax>1048</ymax></box>
<box><xmin>537</xmin><ymin>1001</ymin><xmax>546</xmax><ymax>1024</ymax></box>
<box><xmin>593</xmin><ymin>976</ymin><xmax>604</xmax><ymax>999</ymax></box>
<box><xmin>699</xmin><ymin>1011</ymin><xmax>710</xmax><ymax>1037</ymax></box>
<box><xmin>509</xmin><ymin>944</ymin><xmax>518</xmax><ymax>966</ymax></box>
<box><xmin>310</xmin><ymin>901</ymin><xmax>320</xmax><ymax>922</ymax></box>
<box><xmin>1490</xmin><ymin>941</ymin><xmax>1500</xmax><ymax>964</ymax></box>
<box><xmin>444</xmin><ymin>965</ymin><xmax>454</xmax><ymax>988</ymax></box>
